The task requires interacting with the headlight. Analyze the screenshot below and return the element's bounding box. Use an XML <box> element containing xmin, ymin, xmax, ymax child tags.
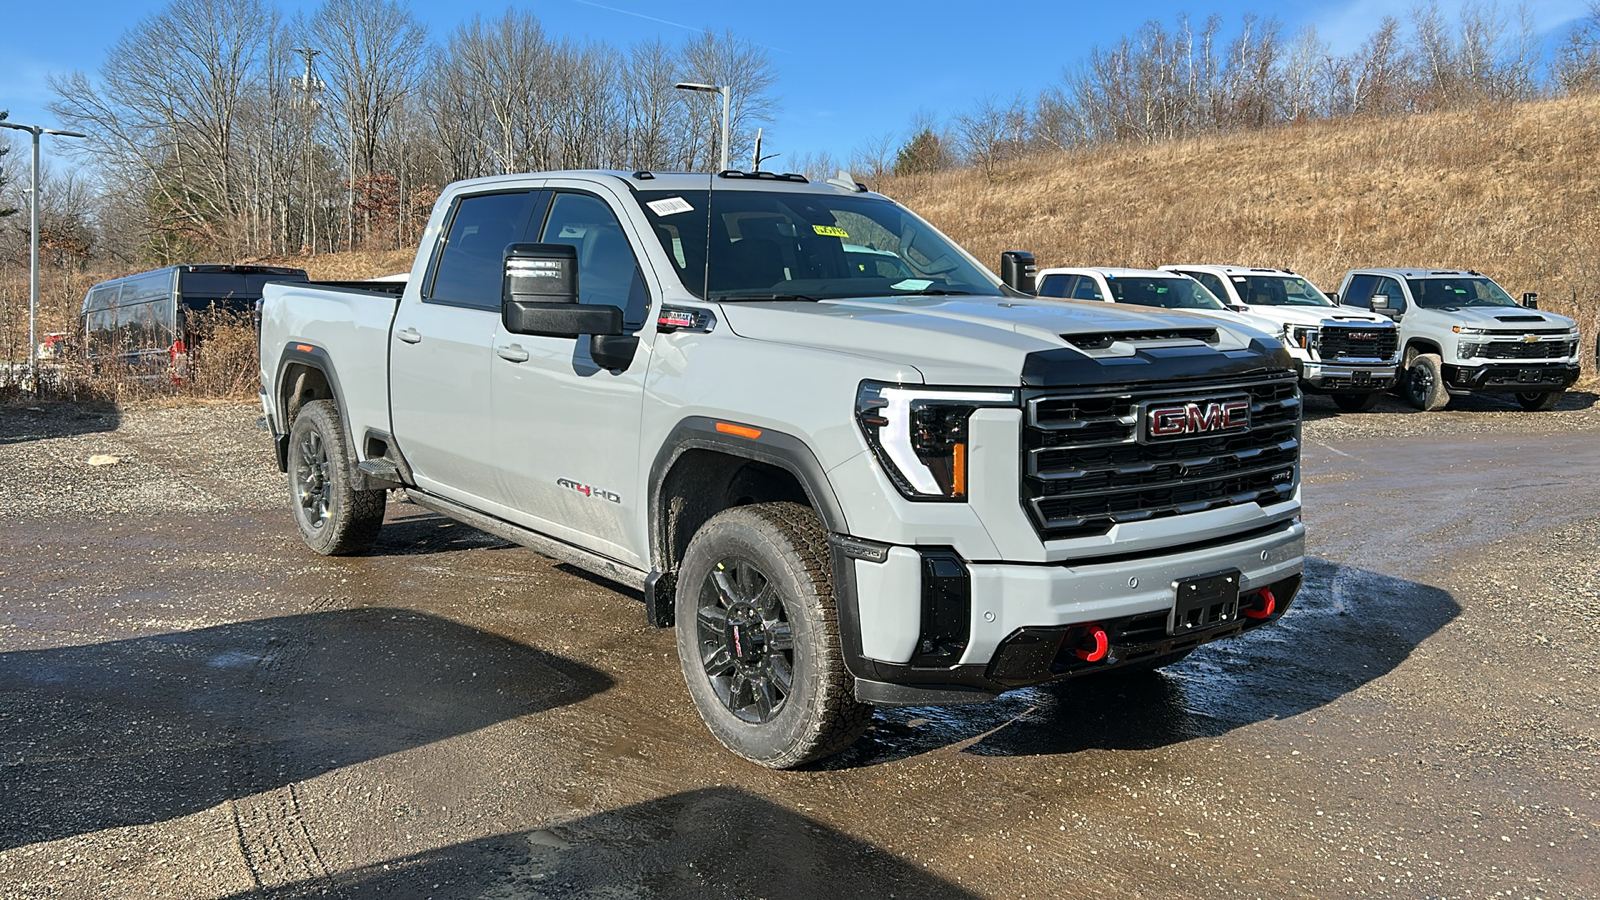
<box><xmin>1453</xmin><ymin>326</ymin><xmax>1485</xmax><ymax>335</ymax></box>
<box><xmin>1458</xmin><ymin>341</ymin><xmax>1485</xmax><ymax>359</ymax></box>
<box><xmin>856</xmin><ymin>382</ymin><xmax>1017</xmax><ymax>500</ymax></box>
<box><xmin>1284</xmin><ymin>325</ymin><xmax>1318</xmax><ymax>350</ymax></box>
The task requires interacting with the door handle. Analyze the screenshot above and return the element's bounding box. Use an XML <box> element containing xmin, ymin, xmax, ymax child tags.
<box><xmin>396</xmin><ymin>327</ymin><xmax>422</xmax><ymax>344</ymax></box>
<box><xmin>496</xmin><ymin>344</ymin><xmax>530</xmax><ymax>363</ymax></box>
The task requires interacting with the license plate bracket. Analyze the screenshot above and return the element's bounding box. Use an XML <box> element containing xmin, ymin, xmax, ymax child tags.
<box><xmin>1351</xmin><ymin>370</ymin><xmax>1373</xmax><ymax>387</ymax></box>
<box><xmin>1170</xmin><ymin>569</ymin><xmax>1242</xmax><ymax>636</ymax></box>
<box><xmin>1517</xmin><ymin>368</ymin><xmax>1543</xmax><ymax>383</ymax></box>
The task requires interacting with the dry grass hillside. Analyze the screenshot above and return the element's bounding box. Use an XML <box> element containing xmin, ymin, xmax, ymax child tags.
<box><xmin>881</xmin><ymin>94</ymin><xmax>1600</xmax><ymax>332</ymax></box>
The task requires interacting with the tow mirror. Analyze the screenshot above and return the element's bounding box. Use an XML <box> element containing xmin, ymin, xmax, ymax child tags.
<box><xmin>1522</xmin><ymin>292</ymin><xmax>1539</xmax><ymax>309</ymax></box>
<box><xmin>1327</xmin><ymin>291</ymin><xmax>1340</xmax><ymax>304</ymax></box>
<box><xmin>501</xmin><ymin>243</ymin><xmax>622</xmax><ymax>338</ymax></box>
<box><xmin>1000</xmin><ymin>250</ymin><xmax>1037</xmax><ymax>294</ymax></box>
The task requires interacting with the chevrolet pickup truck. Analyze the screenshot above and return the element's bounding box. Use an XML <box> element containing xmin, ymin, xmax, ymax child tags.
<box><xmin>1336</xmin><ymin>268</ymin><xmax>1579</xmax><ymax>410</ymax></box>
<box><xmin>260</xmin><ymin>170</ymin><xmax>1306</xmax><ymax>767</ymax></box>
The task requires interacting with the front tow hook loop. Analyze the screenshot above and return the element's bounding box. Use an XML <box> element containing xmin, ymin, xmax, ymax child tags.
<box><xmin>1073</xmin><ymin>625</ymin><xmax>1110</xmax><ymax>662</ymax></box>
<box><xmin>1242</xmin><ymin>587</ymin><xmax>1277</xmax><ymax>620</ymax></box>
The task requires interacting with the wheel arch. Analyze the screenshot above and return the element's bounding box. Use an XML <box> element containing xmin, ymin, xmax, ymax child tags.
<box><xmin>273</xmin><ymin>344</ymin><xmax>350</xmax><ymax>473</ymax></box>
<box><xmin>646</xmin><ymin>418</ymin><xmax>849</xmax><ymax>627</ymax></box>
<box><xmin>1403</xmin><ymin>337</ymin><xmax>1443</xmax><ymax>363</ymax></box>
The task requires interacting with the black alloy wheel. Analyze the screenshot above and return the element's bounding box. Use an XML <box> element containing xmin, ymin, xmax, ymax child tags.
<box><xmin>694</xmin><ymin>557</ymin><xmax>795</xmax><ymax>724</ymax></box>
<box><xmin>295</xmin><ymin>427</ymin><xmax>333</xmax><ymax>531</ymax></box>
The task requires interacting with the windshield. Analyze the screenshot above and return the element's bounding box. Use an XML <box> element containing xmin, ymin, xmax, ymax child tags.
<box><xmin>636</xmin><ymin>189</ymin><xmax>1003</xmax><ymax>301</ymax></box>
<box><xmin>1106</xmin><ymin>276</ymin><xmax>1227</xmax><ymax>310</ymax></box>
<box><xmin>1406</xmin><ymin>276</ymin><xmax>1519</xmax><ymax>309</ymax></box>
<box><xmin>1231</xmin><ymin>275</ymin><xmax>1334</xmax><ymax>307</ymax></box>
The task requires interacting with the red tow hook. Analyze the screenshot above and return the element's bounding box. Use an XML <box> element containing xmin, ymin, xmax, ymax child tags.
<box><xmin>1073</xmin><ymin>624</ymin><xmax>1110</xmax><ymax>662</ymax></box>
<box><xmin>1242</xmin><ymin>587</ymin><xmax>1277</xmax><ymax>620</ymax></box>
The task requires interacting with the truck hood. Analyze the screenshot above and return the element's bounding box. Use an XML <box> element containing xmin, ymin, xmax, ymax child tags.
<box><xmin>1419</xmin><ymin>306</ymin><xmax>1575</xmax><ymax>331</ymax></box>
<box><xmin>1236</xmin><ymin>305</ymin><xmax>1393</xmax><ymax>329</ymax></box>
<box><xmin>715</xmin><ymin>295</ymin><xmax>1292</xmax><ymax>386</ymax></box>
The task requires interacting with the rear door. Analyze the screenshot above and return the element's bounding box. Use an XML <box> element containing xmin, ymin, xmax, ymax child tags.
<box><xmin>488</xmin><ymin>183</ymin><xmax>654</xmax><ymax>567</ymax></box>
<box><xmin>390</xmin><ymin>187</ymin><xmax>543</xmax><ymax>508</ymax></box>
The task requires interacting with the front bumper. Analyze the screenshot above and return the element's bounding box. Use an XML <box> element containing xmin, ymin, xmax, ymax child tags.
<box><xmin>1298</xmin><ymin>360</ymin><xmax>1398</xmax><ymax>392</ymax></box>
<box><xmin>1443</xmin><ymin>362</ymin><xmax>1580</xmax><ymax>393</ymax></box>
<box><xmin>840</xmin><ymin>518</ymin><xmax>1305</xmax><ymax>704</ymax></box>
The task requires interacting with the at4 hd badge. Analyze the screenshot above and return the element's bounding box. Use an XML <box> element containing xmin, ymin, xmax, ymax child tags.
<box><xmin>557</xmin><ymin>478</ymin><xmax>621</xmax><ymax>503</ymax></box>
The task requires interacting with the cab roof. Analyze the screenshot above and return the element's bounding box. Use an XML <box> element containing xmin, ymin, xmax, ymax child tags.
<box><xmin>1346</xmin><ymin>268</ymin><xmax>1481</xmax><ymax>279</ymax></box>
<box><xmin>1162</xmin><ymin>264</ymin><xmax>1299</xmax><ymax>277</ymax></box>
<box><xmin>447</xmin><ymin>169</ymin><xmax>881</xmax><ymax>198</ymax></box>
<box><xmin>1038</xmin><ymin>266</ymin><xmax>1193</xmax><ymax>279</ymax></box>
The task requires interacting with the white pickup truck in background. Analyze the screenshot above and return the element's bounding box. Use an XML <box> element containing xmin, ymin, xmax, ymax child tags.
<box><xmin>1160</xmin><ymin>266</ymin><xmax>1400</xmax><ymax>412</ymax></box>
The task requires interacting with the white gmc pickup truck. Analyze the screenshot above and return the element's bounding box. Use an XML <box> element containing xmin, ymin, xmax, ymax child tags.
<box><xmin>259</xmin><ymin>170</ymin><xmax>1306</xmax><ymax>767</ymax></box>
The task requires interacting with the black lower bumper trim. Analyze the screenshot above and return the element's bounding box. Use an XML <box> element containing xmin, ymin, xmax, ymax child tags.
<box><xmin>853</xmin><ymin>679</ymin><xmax>996</xmax><ymax>706</ymax></box>
<box><xmin>1444</xmin><ymin>362</ymin><xmax>1580</xmax><ymax>392</ymax></box>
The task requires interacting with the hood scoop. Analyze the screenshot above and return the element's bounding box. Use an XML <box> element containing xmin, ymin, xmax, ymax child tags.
<box><xmin>1495</xmin><ymin>315</ymin><xmax>1545</xmax><ymax>322</ymax></box>
<box><xmin>1065</xmin><ymin>328</ymin><xmax>1219</xmax><ymax>351</ymax></box>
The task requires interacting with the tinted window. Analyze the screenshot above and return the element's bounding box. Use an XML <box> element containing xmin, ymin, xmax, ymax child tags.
<box><xmin>1233</xmin><ymin>275</ymin><xmax>1334</xmax><ymax>307</ymax></box>
<box><xmin>1188</xmin><ymin>271</ymin><xmax>1230</xmax><ymax>301</ymax></box>
<box><xmin>1406</xmin><ymin>276</ymin><xmax>1518</xmax><ymax>309</ymax></box>
<box><xmin>1105</xmin><ymin>277</ymin><xmax>1223</xmax><ymax>309</ymax></box>
<box><xmin>1037</xmin><ymin>274</ymin><xmax>1072</xmax><ymax>298</ymax></box>
<box><xmin>1373</xmin><ymin>277</ymin><xmax>1406</xmax><ymax>310</ymax></box>
<box><xmin>1341</xmin><ymin>274</ymin><xmax>1378</xmax><ymax>309</ymax></box>
<box><xmin>1071</xmin><ymin>276</ymin><xmax>1104</xmax><ymax>300</ymax></box>
<box><xmin>429</xmin><ymin>191</ymin><xmax>539</xmax><ymax>309</ymax></box>
<box><xmin>538</xmin><ymin>192</ymin><xmax>649</xmax><ymax>329</ymax></box>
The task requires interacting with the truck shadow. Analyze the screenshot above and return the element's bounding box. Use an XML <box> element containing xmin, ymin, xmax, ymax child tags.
<box><xmin>828</xmin><ymin>557</ymin><xmax>1458</xmax><ymax>766</ymax></box>
<box><xmin>229</xmin><ymin>787</ymin><xmax>980</xmax><ymax>900</ymax></box>
<box><xmin>0</xmin><ymin>401</ymin><xmax>121</xmax><ymax>445</ymax></box>
<box><xmin>0</xmin><ymin>608</ymin><xmax>611</xmax><ymax>851</ymax></box>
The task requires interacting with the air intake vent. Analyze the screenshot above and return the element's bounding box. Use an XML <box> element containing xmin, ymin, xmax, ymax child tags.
<box><xmin>1065</xmin><ymin>329</ymin><xmax>1219</xmax><ymax>351</ymax></box>
<box><xmin>1494</xmin><ymin>315</ymin><xmax>1544</xmax><ymax>322</ymax></box>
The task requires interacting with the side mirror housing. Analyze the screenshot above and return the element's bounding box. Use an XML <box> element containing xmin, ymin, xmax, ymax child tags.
<box><xmin>1522</xmin><ymin>292</ymin><xmax>1539</xmax><ymax>309</ymax></box>
<box><xmin>501</xmin><ymin>243</ymin><xmax>623</xmax><ymax>338</ymax></box>
<box><xmin>1000</xmin><ymin>250</ymin><xmax>1037</xmax><ymax>294</ymax></box>
<box><xmin>1327</xmin><ymin>291</ymin><xmax>1340</xmax><ymax>304</ymax></box>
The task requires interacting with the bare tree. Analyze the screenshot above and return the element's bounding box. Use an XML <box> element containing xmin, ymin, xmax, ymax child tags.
<box><xmin>1556</xmin><ymin>1</ymin><xmax>1600</xmax><ymax>93</ymax></box>
<box><xmin>677</xmin><ymin>30</ymin><xmax>779</xmax><ymax>170</ymax></box>
<box><xmin>620</xmin><ymin>38</ymin><xmax>688</xmax><ymax>170</ymax></box>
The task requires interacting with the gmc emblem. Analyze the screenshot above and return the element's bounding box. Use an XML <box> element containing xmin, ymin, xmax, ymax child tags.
<box><xmin>1143</xmin><ymin>398</ymin><xmax>1250</xmax><ymax>441</ymax></box>
<box><xmin>1346</xmin><ymin>332</ymin><xmax>1378</xmax><ymax>340</ymax></box>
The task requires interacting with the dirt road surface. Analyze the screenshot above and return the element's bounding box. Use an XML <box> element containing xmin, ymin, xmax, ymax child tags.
<box><xmin>1</xmin><ymin>393</ymin><xmax>1596</xmax><ymax>898</ymax></box>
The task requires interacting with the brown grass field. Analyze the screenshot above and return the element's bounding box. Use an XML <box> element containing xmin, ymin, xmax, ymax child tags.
<box><xmin>5</xmin><ymin>94</ymin><xmax>1599</xmax><ymax>400</ymax></box>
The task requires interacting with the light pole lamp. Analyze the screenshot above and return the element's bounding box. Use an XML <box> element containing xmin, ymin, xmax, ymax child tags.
<box><xmin>674</xmin><ymin>82</ymin><xmax>730</xmax><ymax>173</ymax></box>
<box><xmin>0</xmin><ymin>121</ymin><xmax>87</xmax><ymax>390</ymax></box>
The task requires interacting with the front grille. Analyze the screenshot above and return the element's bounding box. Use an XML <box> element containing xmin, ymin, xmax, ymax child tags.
<box><xmin>1317</xmin><ymin>326</ymin><xmax>1398</xmax><ymax>361</ymax></box>
<box><xmin>1479</xmin><ymin>340</ymin><xmax>1576</xmax><ymax>360</ymax></box>
<box><xmin>1023</xmin><ymin>373</ymin><xmax>1301</xmax><ymax>540</ymax></box>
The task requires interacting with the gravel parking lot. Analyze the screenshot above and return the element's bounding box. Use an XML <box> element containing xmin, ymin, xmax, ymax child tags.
<box><xmin>1</xmin><ymin>389</ymin><xmax>1598</xmax><ymax>898</ymax></box>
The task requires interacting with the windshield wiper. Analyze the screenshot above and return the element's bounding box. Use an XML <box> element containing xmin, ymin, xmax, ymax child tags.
<box><xmin>894</xmin><ymin>288</ymin><xmax>977</xmax><ymax>296</ymax></box>
<box><xmin>710</xmin><ymin>293</ymin><xmax>823</xmax><ymax>303</ymax></box>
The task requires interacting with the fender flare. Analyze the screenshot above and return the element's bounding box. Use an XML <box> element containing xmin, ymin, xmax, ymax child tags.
<box><xmin>271</xmin><ymin>343</ymin><xmax>355</xmax><ymax>473</ymax></box>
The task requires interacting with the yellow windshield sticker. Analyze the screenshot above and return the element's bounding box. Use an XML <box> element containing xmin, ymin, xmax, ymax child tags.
<box><xmin>813</xmin><ymin>225</ymin><xmax>849</xmax><ymax>238</ymax></box>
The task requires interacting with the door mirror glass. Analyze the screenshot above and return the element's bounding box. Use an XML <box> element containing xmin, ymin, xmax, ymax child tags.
<box><xmin>1370</xmin><ymin>294</ymin><xmax>1390</xmax><ymax>310</ymax></box>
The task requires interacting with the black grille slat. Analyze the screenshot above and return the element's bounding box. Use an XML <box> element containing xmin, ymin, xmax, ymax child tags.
<box><xmin>1022</xmin><ymin>373</ymin><xmax>1301</xmax><ymax>540</ymax></box>
<box><xmin>1317</xmin><ymin>326</ymin><xmax>1398</xmax><ymax>361</ymax></box>
<box><xmin>1478</xmin><ymin>341</ymin><xmax>1576</xmax><ymax>360</ymax></box>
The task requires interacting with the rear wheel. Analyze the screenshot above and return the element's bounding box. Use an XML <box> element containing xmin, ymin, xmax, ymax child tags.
<box><xmin>287</xmin><ymin>399</ymin><xmax>386</xmax><ymax>555</ymax></box>
<box><xmin>1403</xmin><ymin>353</ymin><xmax>1450</xmax><ymax>411</ymax></box>
<box><xmin>1332</xmin><ymin>391</ymin><xmax>1381</xmax><ymax>412</ymax></box>
<box><xmin>1515</xmin><ymin>390</ymin><xmax>1561</xmax><ymax>411</ymax></box>
<box><xmin>675</xmin><ymin>502</ymin><xmax>872</xmax><ymax>768</ymax></box>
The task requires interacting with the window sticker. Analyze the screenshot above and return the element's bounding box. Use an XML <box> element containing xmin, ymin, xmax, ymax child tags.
<box><xmin>647</xmin><ymin>197</ymin><xmax>694</xmax><ymax>216</ymax></box>
<box><xmin>891</xmin><ymin>279</ymin><xmax>934</xmax><ymax>291</ymax></box>
<box><xmin>558</xmin><ymin>224</ymin><xmax>589</xmax><ymax>238</ymax></box>
<box><xmin>813</xmin><ymin>225</ymin><xmax>849</xmax><ymax>238</ymax></box>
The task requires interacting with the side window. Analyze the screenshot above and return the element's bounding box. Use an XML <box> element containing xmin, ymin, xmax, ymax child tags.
<box><xmin>539</xmin><ymin>192</ymin><xmax>649</xmax><ymax>330</ymax></box>
<box><xmin>1341</xmin><ymin>274</ymin><xmax>1378</xmax><ymax>309</ymax></box>
<box><xmin>1374</xmin><ymin>277</ymin><xmax>1406</xmax><ymax>310</ymax></box>
<box><xmin>1037</xmin><ymin>274</ymin><xmax>1072</xmax><ymax>298</ymax></box>
<box><xmin>428</xmin><ymin>191</ymin><xmax>539</xmax><ymax>309</ymax></box>
<box><xmin>1072</xmin><ymin>277</ymin><xmax>1104</xmax><ymax>301</ymax></box>
<box><xmin>1191</xmin><ymin>272</ymin><xmax>1229</xmax><ymax>301</ymax></box>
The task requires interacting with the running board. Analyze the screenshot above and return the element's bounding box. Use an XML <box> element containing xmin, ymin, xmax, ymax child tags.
<box><xmin>404</xmin><ymin>489</ymin><xmax>649</xmax><ymax>592</ymax></box>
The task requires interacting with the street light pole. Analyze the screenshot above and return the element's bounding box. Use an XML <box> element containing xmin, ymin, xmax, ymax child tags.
<box><xmin>0</xmin><ymin>121</ymin><xmax>87</xmax><ymax>390</ymax></box>
<box><xmin>674</xmin><ymin>82</ymin><xmax>731</xmax><ymax>172</ymax></box>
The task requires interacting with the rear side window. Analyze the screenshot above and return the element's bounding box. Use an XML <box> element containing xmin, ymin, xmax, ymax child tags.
<box><xmin>1071</xmin><ymin>277</ymin><xmax>1104</xmax><ymax>300</ymax></box>
<box><xmin>1189</xmin><ymin>271</ymin><xmax>1229</xmax><ymax>301</ymax></box>
<box><xmin>428</xmin><ymin>191</ymin><xmax>539</xmax><ymax>309</ymax></box>
<box><xmin>1373</xmin><ymin>277</ymin><xmax>1406</xmax><ymax>310</ymax></box>
<box><xmin>1037</xmin><ymin>274</ymin><xmax>1072</xmax><ymax>298</ymax></box>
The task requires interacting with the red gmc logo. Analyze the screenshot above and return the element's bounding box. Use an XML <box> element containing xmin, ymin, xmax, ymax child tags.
<box><xmin>1144</xmin><ymin>399</ymin><xmax>1250</xmax><ymax>440</ymax></box>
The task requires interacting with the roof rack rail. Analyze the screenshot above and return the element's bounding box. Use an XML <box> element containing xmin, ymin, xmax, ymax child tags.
<box><xmin>715</xmin><ymin>170</ymin><xmax>809</xmax><ymax>183</ymax></box>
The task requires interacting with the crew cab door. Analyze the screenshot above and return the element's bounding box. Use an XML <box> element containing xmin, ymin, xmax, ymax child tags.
<box><xmin>489</xmin><ymin>184</ymin><xmax>654</xmax><ymax>567</ymax></box>
<box><xmin>391</xmin><ymin>188</ymin><xmax>542</xmax><ymax>508</ymax></box>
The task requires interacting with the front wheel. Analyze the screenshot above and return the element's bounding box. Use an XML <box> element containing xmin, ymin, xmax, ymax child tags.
<box><xmin>1403</xmin><ymin>354</ymin><xmax>1450</xmax><ymax>411</ymax></box>
<box><xmin>1515</xmin><ymin>390</ymin><xmax>1561</xmax><ymax>411</ymax></box>
<box><xmin>286</xmin><ymin>399</ymin><xmax>386</xmax><ymax>555</ymax></box>
<box><xmin>675</xmin><ymin>502</ymin><xmax>872</xmax><ymax>768</ymax></box>
<box><xmin>1332</xmin><ymin>391</ymin><xmax>1381</xmax><ymax>413</ymax></box>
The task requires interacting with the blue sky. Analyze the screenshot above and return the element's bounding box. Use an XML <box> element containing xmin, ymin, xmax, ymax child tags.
<box><xmin>1</xmin><ymin>0</ymin><xmax>1594</xmax><ymax>174</ymax></box>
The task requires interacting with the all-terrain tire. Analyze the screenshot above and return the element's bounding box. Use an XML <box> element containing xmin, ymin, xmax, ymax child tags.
<box><xmin>286</xmin><ymin>400</ymin><xmax>386</xmax><ymax>556</ymax></box>
<box><xmin>675</xmin><ymin>502</ymin><xmax>872</xmax><ymax>768</ymax></box>
<box><xmin>1403</xmin><ymin>353</ymin><xmax>1450</xmax><ymax>411</ymax></box>
<box><xmin>1332</xmin><ymin>391</ymin><xmax>1381</xmax><ymax>413</ymax></box>
<box><xmin>1515</xmin><ymin>390</ymin><xmax>1561</xmax><ymax>411</ymax></box>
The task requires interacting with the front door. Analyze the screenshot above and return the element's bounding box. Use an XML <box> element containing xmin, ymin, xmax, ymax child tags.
<box><xmin>489</xmin><ymin>185</ymin><xmax>655</xmax><ymax>567</ymax></box>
